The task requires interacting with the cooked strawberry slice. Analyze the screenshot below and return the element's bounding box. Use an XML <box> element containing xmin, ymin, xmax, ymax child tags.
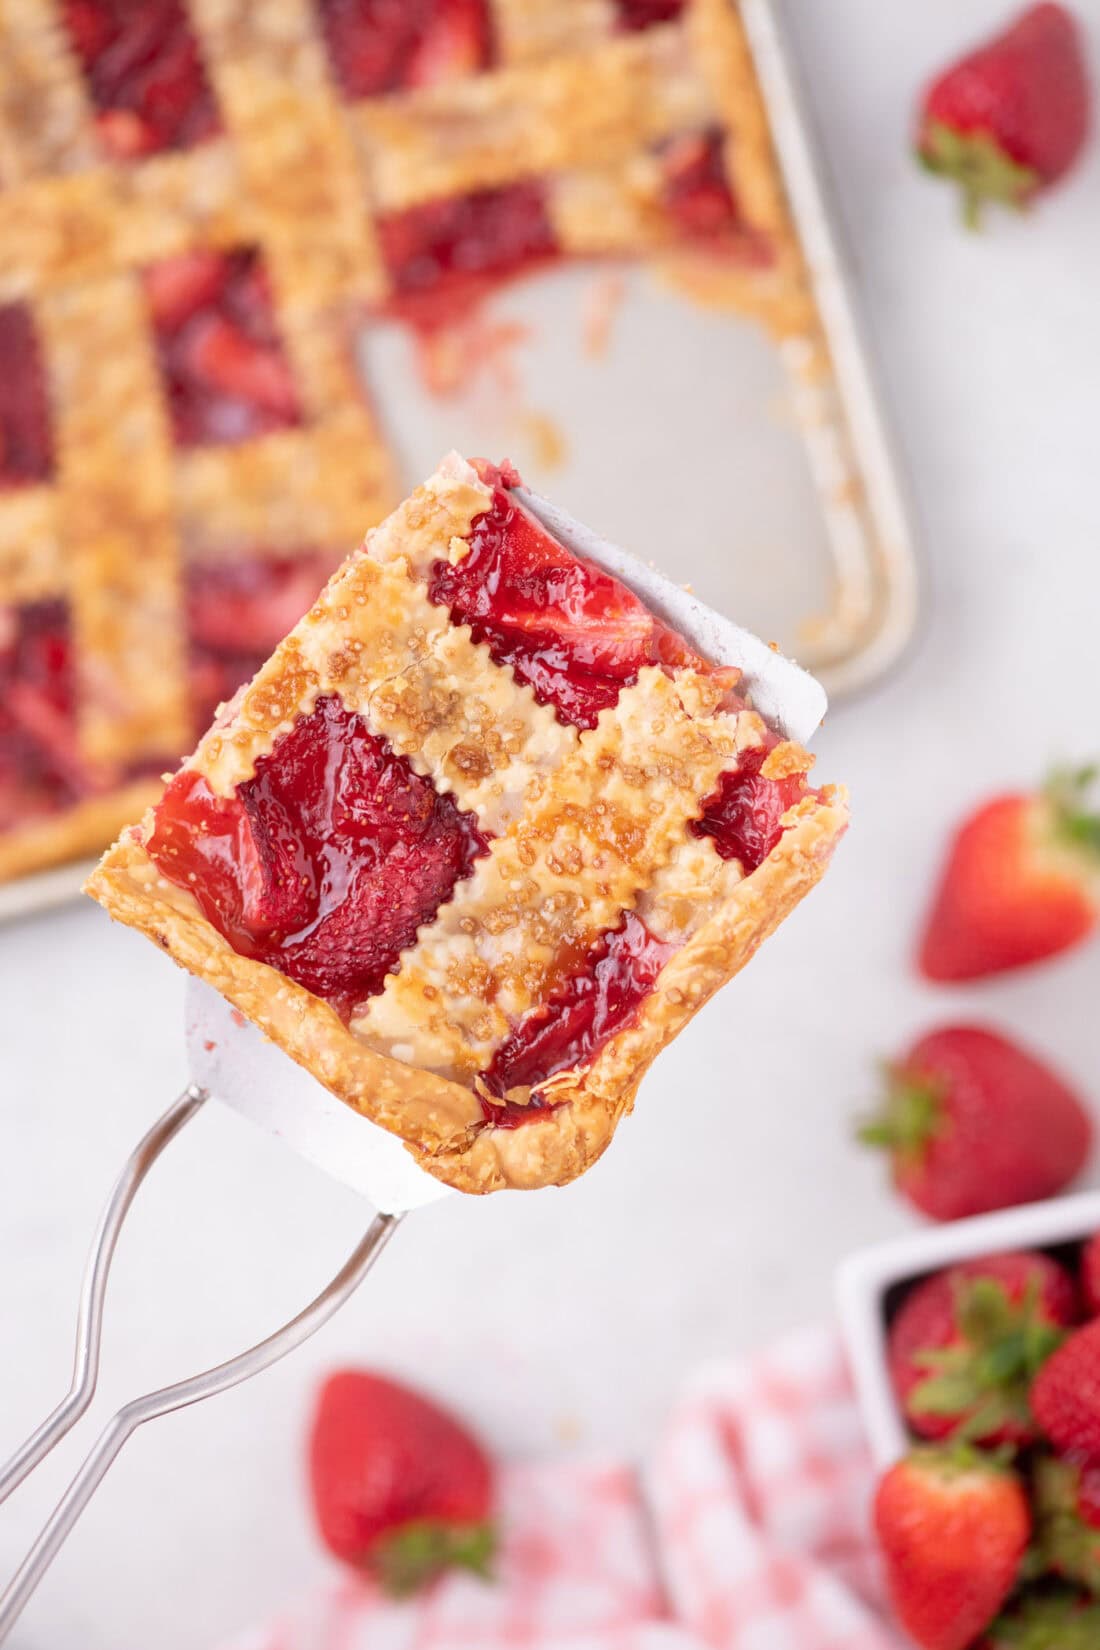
<box><xmin>185</xmin><ymin>315</ymin><xmax>299</xmax><ymax>421</ymax></box>
<box><xmin>150</xmin><ymin>249</ymin><xmax>302</xmax><ymax>448</ymax></box>
<box><xmin>660</xmin><ymin>129</ymin><xmax>741</xmax><ymax>242</ymax></box>
<box><xmin>318</xmin><ymin>0</ymin><xmax>493</xmax><ymax>99</ymax></box>
<box><xmin>0</xmin><ymin>599</ymin><xmax>89</xmax><ymax>824</ymax></box>
<box><xmin>147</xmin><ymin>697</ymin><xmax>490</xmax><ymax>1018</ymax></box>
<box><xmin>186</xmin><ymin>555</ymin><xmax>335</xmax><ymax>656</ymax></box>
<box><xmin>427</xmin><ymin>482</ymin><xmax>714</xmax><ymax>729</ymax></box>
<box><xmin>480</xmin><ymin>910</ymin><xmax>674</xmax><ymax>1120</ymax></box>
<box><xmin>376</xmin><ymin>183</ymin><xmax>559</xmax><ymax>333</ymax></box>
<box><xmin>0</xmin><ymin>304</ymin><xmax>54</xmax><ymax>489</ymax></box>
<box><xmin>693</xmin><ymin>743</ymin><xmax>813</xmax><ymax>873</ymax></box>
<box><xmin>62</xmin><ymin>0</ymin><xmax>111</xmax><ymax>57</ymax></box>
<box><xmin>143</xmin><ymin>249</ymin><xmax>230</xmax><ymax>332</ymax></box>
<box><xmin>614</xmin><ymin>0</ymin><xmax>688</xmax><ymax>29</ymax></box>
<box><xmin>61</xmin><ymin>0</ymin><xmax>221</xmax><ymax>158</ymax></box>
<box><xmin>405</xmin><ymin>0</ymin><xmax>493</xmax><ymax>87</ymax></box>
<box><xmin>5</xmin><ymin>683</ymin><xmax>92</xmax><ymax>791</ymax></box>
<box><xmin>95</xmin><ymin>108</ymin><xmax>159</xmax><ymax>159</ymax></box>
<box><xmin>186</xmin><ymin>551</ymin><xmax>342</xmax><ymax>731</ymax></box>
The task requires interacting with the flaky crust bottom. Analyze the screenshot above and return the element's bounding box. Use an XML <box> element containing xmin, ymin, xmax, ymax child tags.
<box><xmin>86</xmin><ymin>789</ymin><xmax>847</xmax><ymax>1193</ymax></box>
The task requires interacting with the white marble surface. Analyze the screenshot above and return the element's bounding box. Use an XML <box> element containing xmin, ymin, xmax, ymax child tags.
<box><xmin>2</xmin><ymin>2</ymin><xmax>1100</xmax><ymax>1644</ymax></box>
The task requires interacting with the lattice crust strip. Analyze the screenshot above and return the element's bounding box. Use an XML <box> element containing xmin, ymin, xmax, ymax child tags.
<box><xmin>1</xmin><ymin>0</ymin><xmax>812</xmax><ymax>882</ymax></box>
<box><xmin>187</xmin><ymin>455</ymin><xmax>574</xmax><ymax>824</ymax></box>
<box><xmin>354</xmin><ymin>666</ymin><xmax>741</xmax><ymax>1078</ymax></box>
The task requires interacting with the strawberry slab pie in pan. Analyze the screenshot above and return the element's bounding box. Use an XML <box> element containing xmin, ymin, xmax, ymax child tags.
<box><xmin>87</xmin><ymin>456</ymin><xmax>847</xmax><ymax>1193</ymax></box>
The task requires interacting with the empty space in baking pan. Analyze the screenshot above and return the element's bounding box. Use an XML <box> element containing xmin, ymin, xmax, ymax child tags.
<box><xmin>361</xmin><ymin>264</ymin><xmax>836</xmax><ymax>662</ymax></box>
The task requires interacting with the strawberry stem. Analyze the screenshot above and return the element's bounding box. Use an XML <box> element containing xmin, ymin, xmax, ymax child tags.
<box><xmin>857</xmin><ymin>1064</ymin><xmax>943</xmax><ymax>1159</ymax></box>
<box><xmin>371</xmin><ymin>1519</ymin><xmax>496</xmax><ymax>1597</ymax></box>
<box><xmin>918</xmin><ymin>122</ymin><xmax>1038</xmax><ymax>229</ymax></box>
<box><xmin>908</xmin><ymin>1276</ymin><xmax>1065</xmax><ymax>1441</ymax></box>
<box><xmin>1045</xmin><ymin>764</ymin><xmax>1100</xmax><ymax>859</ymax></box>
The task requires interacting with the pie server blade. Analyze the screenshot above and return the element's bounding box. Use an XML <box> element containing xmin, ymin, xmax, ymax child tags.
<box><xmin>0</xmin><ymin>494</ymin><xmax>828</xmax><ymax>1637</ymax></box>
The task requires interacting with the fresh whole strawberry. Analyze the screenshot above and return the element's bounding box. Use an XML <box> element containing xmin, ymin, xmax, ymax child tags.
<box><xmin>917</xmin><ymin>3</ymin><xmax>1091</xmax><ymax>227</ymax></box>
<box><xmin>1033</xmin><ymin>1318</ymin><xmax>1100</xmax><ymax>1464</ymax></box>
<box><xmin>874</xmin><ymin>1446</ymin><xmax>1031</xmax><ymax>1650</ymax></box>
<box><xmin>983</xmin><ymin>1587</ymin><xmax>1100</xmax><ymax>1647</ymax></box>
<box><xmin>919</xmin><ymin>767</ymin><xmax>1100</xmax><ymax>982</ymax></box>
<box><xmin>887</xmin><ymin>1252</ymin><xmax>1075</xmax><ymax>1447</ymax></box>
<box><xmin>308</xmin><ymin>1370</ymin><xmax>496</xmax><ymax>1594</ymax></box>
<box><xmin>1081</xmin><ymin>1232</ymin><xmax>1100</xmax><ymax>1316</ymax></box>
<box><xmin>1032</xmin><ymin>1453</ymin><xmax>1100</xmax><ymax>1595</ymax></box>
<box><xmin>859</xmin><ymin>1025</ymin><xmax>1092</xmax><ymax>1220</ymax></box>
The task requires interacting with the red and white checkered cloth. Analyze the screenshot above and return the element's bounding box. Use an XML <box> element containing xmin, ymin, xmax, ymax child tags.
<box><xmin>227</xmin><ymin>1325</ymin><xmax>905</xmax><ymax>1650</ymax></box>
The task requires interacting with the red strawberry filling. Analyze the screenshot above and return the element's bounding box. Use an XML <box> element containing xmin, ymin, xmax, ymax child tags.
<box><xmin>61</xmin><ymin>0</ymin><xmax>221</xmax><ymax>161</ymax></box>
<box><xmin>0</xmin><ymin>305</ymin><xmax>54</xmax><ymax>490</ymax></box>
<box><xmin>429</xmin><ymin>472</ymin><xmax>815</xmax><ymax>871</ymax></box>
<box><xmin>613</xmin><ymin>0</ymin><xmax>688</xmax><ymax>29</ymax></box>
<box><xmin>427</xmin><ymin>480</ymin><xmax>715</xmax><ymax>730</ymax></box>
<box><xmin>479</xmin><ymin>911</ymin><xmax>674</xmax><ymax>1125</ymax></box>
<box><xmin>144</xmin><ymin>248</ymin><xmax>301</xmax><ymax>449</ymax></box>
<box><xmin>146</xmin><ymin>695</ymin><xmax>489</xmax><ymax>1019</ymax></box>
<box><xmin>0</xmin><ymin>601</ymin><xmax>87</xmax><ymax>828</ymax></box>
<box><xmin>186</xmin><ymin>551</ymin><xmax>342</xmax><ymax>731</ymax></box>
<box><xmin>659</xmin><ymin>129</ymin><xmax>760</xmax><ymax>256</ymax></box>
<box><xmin>317</xmin><ymin>0</ymin><xmax>494</xmax><ymax>99</ymax></box>
<box><xmin>692</xmin><ymin>743</ymin><xmax>809</xmax><ymax>875</ymax></box>
<box><xmin>376</xmin><ymin>182</ymin><xmax>559</xmax><ymax>333</ymax></box>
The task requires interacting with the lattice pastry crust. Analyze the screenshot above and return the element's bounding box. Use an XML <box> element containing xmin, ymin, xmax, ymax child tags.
<box><xmin>87</xmin><ymin>455</ymin><xmax>847</xmax><ymax>1192</ymax></box>
<box><xmin>1</xmin><ymin>0</ymin><xmax>813</xmax><ymax>884</ymax></box>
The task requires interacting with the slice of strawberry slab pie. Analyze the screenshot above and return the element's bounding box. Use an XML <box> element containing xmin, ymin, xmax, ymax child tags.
<box><xmin>86</xmin><ymin>456</ymin><xmax>847</xmax><ymax>1193</ymax></box>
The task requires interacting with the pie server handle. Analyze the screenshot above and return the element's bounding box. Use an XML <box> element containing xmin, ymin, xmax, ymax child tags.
<box><xmin>0</xmin><ymin>1087</ymin><xmax>402</xmax><ymax>1641</ymax></box>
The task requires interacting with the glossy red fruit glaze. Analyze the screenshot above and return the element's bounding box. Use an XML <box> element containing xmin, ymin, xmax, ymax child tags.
<box><xmin>376</xmin><ymin>183</ymin><xmax>559</xmax><ymax>332</ymax></box>
<box><xmin>428</xmin><ymin>483</ymin><xmax>710</xmax><ymax>729</ymax></box>
<box><xmin>1083</xmin><ymin>1232</ymin><xmax>1100</xmax><ymax>1317</ymax></box>
<box><xmin>0</xmin><ymin>600</ymin><xmax>84</xmax><ymax>827</ymax></box>
<box><xmin>692</xmin><ymin>744</ymin><xmax>810</xmax><ymax>874</ymax></box>
<box><xmin>61</xmin><ymin>0</ymin><xmax>221</xmax><ymax>159</ymax></box>
<box><xmin>0</xmin><ymin>305</ymin><xmax>54</xmax><ymax>490</ymax></box>
<box><xmin>185</xmin><ymin>551</ymin><xmax>340</xmax><ymax>731</ymax></box>
<box><xmin>145</xmin><ymin>248</ymin><xmax>300</xmax><ymax>448</ymax></box>
<box><xmin>481</xmin><ymin>911</ymin><xmax>675</xmax><ymax>1122</ymax></box>
<box><xmin>146</xmin><ymin>696</ymin><xmax>489</xmax><ymax>1018</ymax></box>
<box><xmin>317</xmin><ymin>0</ymin><xmax>493</xmax><ymax>99</ymax></box>
<box><xmin>614</xmin><ymin>0</ymin><xmax>688</xmax><ymax>29</ymax></box>
<box><xmin>660</xmin><ymin>129</ymin><xmax>742</xmax><ymax>243</ymax></box>
<box><xmin>888</xmin><ymin>1251</ymin><xmax>1077</xmax><ymax>1447</ymax></box>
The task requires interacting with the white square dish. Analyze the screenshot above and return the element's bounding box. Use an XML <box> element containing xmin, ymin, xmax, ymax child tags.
<box><xmin>836</xmin><ymin>1191</ymin><xmax>1100</xmax><ymax>1468</ymax></box>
